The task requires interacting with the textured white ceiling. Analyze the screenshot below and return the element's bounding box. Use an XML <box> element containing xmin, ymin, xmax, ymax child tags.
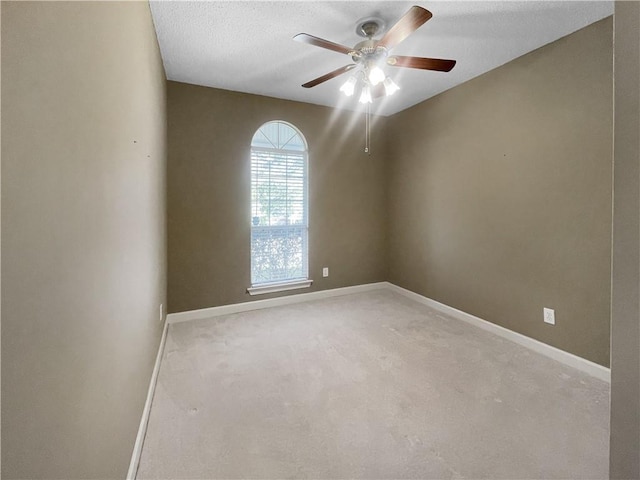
<box><xmin>149</xmin><ymin>1</ymin><xmax>613</xmax><ymax>117</ymax></box>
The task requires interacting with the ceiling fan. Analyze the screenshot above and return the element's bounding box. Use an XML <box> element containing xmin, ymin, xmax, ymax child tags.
<box><xmin>293</xmin><ymin>5</ymin><xmax>456</xmax><ymax>103</ymax></box>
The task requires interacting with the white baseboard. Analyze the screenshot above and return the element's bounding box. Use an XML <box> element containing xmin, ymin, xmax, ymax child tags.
<box><xmin>385</xmin><ymin>282</ymin><xmax>610</xmax><ymax>382</ymax></box>
<box><xmin>165</xmin><ymin>281</ymin><xmax>610</xmax><ymax>382</ymax></box>
<box><xmin>126</xmin><ymin>317</ymin><xmax>169</xmax><ymax>480</ymax></box>
<box><xmin>166</xmin><ymin>282</ymin><xmax>388</xmax><ymax>324</ymax></box>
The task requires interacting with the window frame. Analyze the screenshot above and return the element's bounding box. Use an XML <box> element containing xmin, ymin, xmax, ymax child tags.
<box><xmin>247</xmin><ymin>120</ymin><xmax>312</xmax><ymax>295</ymax></box>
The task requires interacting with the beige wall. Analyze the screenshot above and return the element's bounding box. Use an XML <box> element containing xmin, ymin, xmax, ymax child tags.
<box><xmin>0</xmin><ymin>4</ymin><xmax>621</xmax><ymax>476</ymax></box>
<box><xmin>1</xmin><ymin>0</ymin><xmax>3</xmax><ymax>473</ymax></box>
<box><xmin>387</xmin><ymin>18</ymin><xmax>613</xmax><ymax>367</ymax></box>
<box><xmin>167</xmin><ymin>82</ymin><xmax>388</xmax><ymax>313</ymax></box>
<box><xmin>1</xmin><ymin>2</ymin><xmax>166</xmax><ymax>478</ymax></box>
<box><xmin>610</xmin><ymin>2</ymin><xmax>640</xmax><ymax>477</ymax></box>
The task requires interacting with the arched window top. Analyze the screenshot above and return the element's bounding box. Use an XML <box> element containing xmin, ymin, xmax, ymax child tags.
<box><xmin>251</xmin><ymin>121</ymin><xmax>307</xmax><ymax>152</ymax></box>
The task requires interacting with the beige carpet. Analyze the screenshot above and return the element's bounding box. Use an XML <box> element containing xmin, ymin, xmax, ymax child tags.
<box><xmin>136</xmin><ymin>290</ymin><xmax>609</xmax><ymax>479</ymax></box>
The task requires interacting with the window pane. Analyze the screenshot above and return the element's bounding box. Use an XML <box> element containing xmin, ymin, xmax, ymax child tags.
<box><xmin>250</xmin><ymin>121</ymin><xmax>308</xmax><ymax>285</ymax></box>
<box><xmin>251</xmin><ymin>151</ymin><xmax>306</xmax><ymax>227</ymax></box>
<box><xmin>251</xmin><ymin>226</ymin><xmax>308</xmax><ymax>284</ymax></box>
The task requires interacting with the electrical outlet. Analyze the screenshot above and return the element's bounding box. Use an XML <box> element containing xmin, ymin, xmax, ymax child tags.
<box><xmin>543</xmin><ymin>307</ymin><xmax>555</xmax><ymax>325</ymax></box>
<box><xmin>160</xmin><ymin>303</ymin><xmax>163</xmax><ymax>322</ymax></box>
<box><xmin>322</xmin><ymin>267</ymin><xmax>329</xmax><ymax>277</ymax></box>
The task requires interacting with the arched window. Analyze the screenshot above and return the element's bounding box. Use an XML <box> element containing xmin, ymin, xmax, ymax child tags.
<box><xmin>248</xmin><ymin>121</ymin><xmax>310</xmax><ymax>294</ymax></box>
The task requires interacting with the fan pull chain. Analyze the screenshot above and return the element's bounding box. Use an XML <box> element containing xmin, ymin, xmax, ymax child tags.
<box><xmin>364</xmin><ymin>103</ymin><xmax>371</xmax><ymax>155</ymax></box>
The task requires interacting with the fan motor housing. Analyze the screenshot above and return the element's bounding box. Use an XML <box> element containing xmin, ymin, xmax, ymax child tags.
<box><xmin>351</xmin><ymin>39</ymin><xmax>388</xmax><ymax>63</ymax></box>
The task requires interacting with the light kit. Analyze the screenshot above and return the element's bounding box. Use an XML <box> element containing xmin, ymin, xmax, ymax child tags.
<box><xmin>294</xmin><ymin>6</ymin><xmax>457</xmax><ymax>151</ymax></box>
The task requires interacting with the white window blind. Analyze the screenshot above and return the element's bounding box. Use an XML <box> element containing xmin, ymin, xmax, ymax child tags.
<box><xmin>251</xmin><ymin>121</ymin><xmax>308</xmax><ymax>286</ymax></box>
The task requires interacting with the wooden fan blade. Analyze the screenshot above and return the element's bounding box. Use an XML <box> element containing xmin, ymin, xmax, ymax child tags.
<box><xmin>294</xmin><ymin>33</ymin><xmax>354</xmax><ymax>55</ymax></box>
<box><xmin>377</xmin><ymin>6</ymin><xmax>433</xmax><ymax>50</ymax></box>
<box><xmin>302</xmin><ymin>64</ymin><xmax>356</xmax><ymax>88</ymax></box>
<box><xmin>387</xmin><ymin>56</ymin><xmax>456</xmax><ymax>72</ymax></box>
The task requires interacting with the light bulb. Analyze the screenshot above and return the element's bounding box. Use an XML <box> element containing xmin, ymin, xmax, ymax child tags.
<box><xmin>339</xmin><ymin>76</ymin><xmax>357</xmax><ymax>97</ymax></box>
<box><xmin>368</xmin><ymin>66</ymin><xmax>385</xmax><ymax>86</ymax></box>
<box><xmin>359</xmin><ymin>84</ymin><xmax>372</xmax><ymax>104</ymax></box>
<box><xmin>383</xmin><ymin>77</ymin><xmax>400</xmax><ymax>96</ymax></box>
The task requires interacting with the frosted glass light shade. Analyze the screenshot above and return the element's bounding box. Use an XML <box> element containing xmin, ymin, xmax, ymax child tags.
<box><xmin>368</xmin><ymin>66</ymin><xmax>385</xmax><ymax>86</ymax></box>
<box><xmin>383</xmin><ymin>77</ymin><xmax>400</xmax><ymax>96</ymax></box>
<box><xmin>359</xmin><ymin>84</ymin><xmax>372</xmax><ymax>104</ymax></box>
<box><xmin>339</xmin><ymin>76</ymin><xmax>357</xmax><ymax>96</ymax></box>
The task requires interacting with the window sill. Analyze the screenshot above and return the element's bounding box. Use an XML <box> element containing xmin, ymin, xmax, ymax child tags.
<box><xmin>247</xmin><ymin>279</ymin><xmax>313</xmax><ymax>296</ymax></box>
